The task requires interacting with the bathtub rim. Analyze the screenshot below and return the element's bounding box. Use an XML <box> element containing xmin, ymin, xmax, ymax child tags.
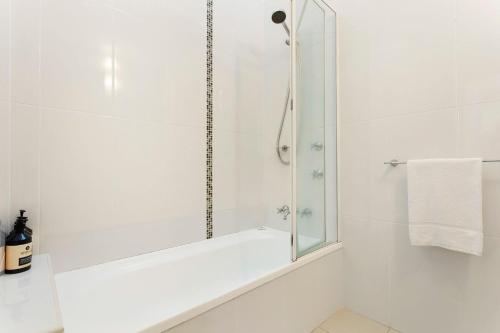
<box><xmin>148</xmin><ymin>240</ymin><xmax>343</xmax><ymax>333</ymax></box>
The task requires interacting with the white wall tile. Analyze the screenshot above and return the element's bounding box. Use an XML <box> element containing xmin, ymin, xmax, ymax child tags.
<box><xmin>163</xmin><ymin>29</ymin><xmax>205</xmax><ymax>128</ymax></box>
<box><xmin>109</xmin><ymin>0</ymin><xmax>206</xmax><ymax>127</ymax></box>
<box><xmin>368</xmin><ymin>0</ymin><xmax>456</xmax><ymax>119</ymax></box>
<box><xmin>111</xmin><ymin>119</ymin><xmax>172</xmax><ymax>225</ymax></box>
<box><xmin>160</xmin><ymin>125</ymin><xmax>205</xmax><ymax>220</ymax></box>
<box><xmin>214</xmin><ymin>53</ymin><xmax>265</xmax><ymax>134</ymax></box>
<box><xmin>338</xmin><ymin>23</ymin><xmax>371</xmax><ymax>125</ymax></box>
<box><xmin>11</xmin><ymin>0</ymin><xmax>40</xmax><ymax>105</ymax></box>
<box><xmin>0</xmin><ymin>0</ymin><xmax>11</xmax><ymax>245</ymax></box>
<box><xmin>110</xmin><ymin>0</ymin><xmax>204</xmax><ymax>34</ymax></box>
<box><xmin>213</xmin><ymin>129</ymin><xmax>265</xmax><ymax>211</ymax></box>
<box><xmin>343</xmin><ymin>217</ymin><xmax>390</xmax><ymax>324</ymax></box>
<box><xmin>0</xmin><ymin>101</ymin><xmax>10</xmax><ymax>233</ymax></box>
<box><xmin>460</xmin><ymin>101</ymin><xmax>500</xmax><ymax>238</ymax></box>
<box><xmin>460</xmin><ymin>101</ymin><xmax>500</xmax><ymax>160</ymax></box>
<box><xmin>213</xmin><ymin>208</ymin><xmax>266</xmax><ymax>238</ymax></box>
<box><xmin>368</xmin><ymin>110</ymin><xmax>459</xmax><ymax>224</ymax></box>
<box><xmin>39</xmin><ymin>108</ymin><xmax>115</xmax><ymax>237</ymax></box>
<box><xmin>113</xmin><ymin>11</ymin><xmax>205</xmax><ymax>126</ymax></box>
<box><xmin>40</xmin><ymin>0</ymin><xmax>113</xmax><ymax>114</ymax></box>
<box><xmin>111</xmin><ymin>11</ymin><xmax>170</xmax><ymax>124</ymax></box>
<box><xmin>457</xmin><ymin>0</ymin><xmax>500</xmax><ymax>105</ymax></box>
<box><xmin>111</xmin><ymin>120</ymin><xmax>205</xmax><ymax>228</ymax></box>
<box><xmin>458</xmin><ymin>236</ymin><xmax>500</xmax><ymax>333</ymax></box>
<box><xmin>326</xmin><ymin>124</ymin><xmax>338</xmax><ymax>242</ymax></box>
<box><xmin>10</xmin><ymin>103</ymin><xmax>40</xmax><ymax>253</ymax></box>
<box><xmin>339</xmin><ymin>122</ymin><xmax>370</xmax><ymax>220</ymax></box>
<box><xmin>214</xmin><ymin>0</ymin><xmax>267</xmax><ymax>64</ymax></box>
<box><xmin>388</xmin><ymin>224</ymin><xmax>469</xmax><ymax>333</ymax></box>
<box><xmin>0</xmin><ymin>0</ymin><xmax>10</xmax><ymax>102</ymax></box>
<box><xmin>44</xmin><ymin>213</ymin><xmax>205</xmax><ymax>273</ymax></box>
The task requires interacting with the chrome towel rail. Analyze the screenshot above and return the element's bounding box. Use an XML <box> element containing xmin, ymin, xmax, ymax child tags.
<box><xmin>384</xmin><ymin>159</ymin><xmax>500</xmax><ymax>167</ymax></box>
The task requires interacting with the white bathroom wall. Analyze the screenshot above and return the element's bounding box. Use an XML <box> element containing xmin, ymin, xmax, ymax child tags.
<box><xmin>213</xmin><ymin>0</ymin><xmax>294</xmax><ymax>236</ymax></box>
<box><xmin>166</xmin><ymin>249</ymin><xmax>343</xmax><ymax>333</ymax></box>
<box><xmin>338</xmin><ymin>0</ymin><xmax>500</xmax><ymax>332</ymax></box>
<box><xmin>261</xmin><ymin>0</ymin><xmax>293</xmax><ymax>233</ymax></box>
<box><xmin>0</xmin><ymin>0</ymin><xmax>11</xmax><ymax>262</ymax></box>
<box><xmin>212</xmin><ymin>0</ymin><xmax>268</xmax><ymax>236</ymax></box>
<box><xmin>5</xmin><ymin>0</ymin><xmax>209</xmax><ymax>272</ymax></box>
<box><xmin>1</xmin><ymin>0</ymin><xmax>290</xmax><ymax>273</ymax></box>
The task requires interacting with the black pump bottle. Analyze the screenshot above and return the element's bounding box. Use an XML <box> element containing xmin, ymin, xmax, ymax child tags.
<box><xmin>5</xmin><ymin>210</ymin><xmax>33</xmax><ymax>274</ymax></box>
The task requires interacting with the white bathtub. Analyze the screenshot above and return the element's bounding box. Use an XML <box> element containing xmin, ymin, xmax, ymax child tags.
<box><xmin>55</xmin><ymin>227</ymin><xmax>342</xmax><ymax>333</ymax></box>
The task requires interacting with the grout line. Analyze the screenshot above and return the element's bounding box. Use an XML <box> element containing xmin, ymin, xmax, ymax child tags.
<box><xmin>461</xmin><ymin>97</ymin><xmax>500</xmax><ymax>107</ymax></box>
<box><xmin>21</xmin><ymin>102</ymin><xmax>206</xmax><ymax>129</ymax></box>
<box><xmin>340</xmin><ymin>95</ymin><xmax>500</xmax><ymax>129</ymax></box>
<box><xmin>370</xmin><ymin>106</ymin><xmax>458</xmax><ymax>122</ymax></box>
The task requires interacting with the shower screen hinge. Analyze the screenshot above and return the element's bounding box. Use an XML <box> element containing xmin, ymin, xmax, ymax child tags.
<box><xmin>290</xmin><ymin>99</ymin><xmax>293</xmax><ymax>110</ymax></box>
<box><xmin>291</xmin><ymin>234</ymin><xmax>294</xmax><ymax>247</ymax></box>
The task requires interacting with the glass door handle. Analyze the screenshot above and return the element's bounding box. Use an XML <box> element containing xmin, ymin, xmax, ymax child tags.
<box><xmin>312</xmin><ymin>170</ymin><xmax>324</xmax><ymax>179</ymax></box>
<box><xmin>298</xmin><ymin>208</ymin><xmax>312</xmax><ymax>218</ymax></box>
<box><xmin>311</xmin><ymin>142</ymin><xmax>323</xmax><ymax>151</ymax></box>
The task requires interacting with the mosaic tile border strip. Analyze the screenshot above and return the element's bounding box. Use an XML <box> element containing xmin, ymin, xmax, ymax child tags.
<box><xmin>206</xmin><ymin>0</ymin><xmax>214</xmax><ymax>239</ymax></box>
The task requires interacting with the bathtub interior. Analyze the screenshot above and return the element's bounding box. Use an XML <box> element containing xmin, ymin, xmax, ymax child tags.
<box><xmin>55</xmin><ymin>228</ymin><xmax>294</xmax><ymax>333</ymax></box>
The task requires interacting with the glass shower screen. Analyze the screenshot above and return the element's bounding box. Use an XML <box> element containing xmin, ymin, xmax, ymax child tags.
<box><xmin>292</xmin><ymin>0</ymin><xmax>337</xmax><ymax>259</ymax></box>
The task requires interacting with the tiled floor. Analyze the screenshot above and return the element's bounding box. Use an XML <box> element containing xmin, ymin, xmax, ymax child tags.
<box><xmin>313</xmin><ymin>309</ymin><xmax>401</xmax><ymax>333</ymax></box>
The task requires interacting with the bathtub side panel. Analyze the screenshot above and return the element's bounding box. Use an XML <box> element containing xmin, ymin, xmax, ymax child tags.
<box><xmin>165</xmin><ymin>249</ymin><xmax>344</xmax><ymax>333</ymax></box>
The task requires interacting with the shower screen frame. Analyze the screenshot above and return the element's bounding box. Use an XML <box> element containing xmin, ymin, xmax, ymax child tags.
<box><xmin>290</xmin><ymin>0</ymin><xmax>339</xmax><ymax>261</ymax></box>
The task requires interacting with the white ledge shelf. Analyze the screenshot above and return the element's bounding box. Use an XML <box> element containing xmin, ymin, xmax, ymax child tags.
<box><xmin>0</xmin><ymin>254</ymin><xmax>63</xmax><ymax>333</ymax></box>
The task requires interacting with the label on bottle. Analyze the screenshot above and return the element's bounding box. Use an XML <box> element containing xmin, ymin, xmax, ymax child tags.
<box><xmin>5</xmin><ymin>243</ymin><xmax>32</xmax><ymax>271</ymax></box>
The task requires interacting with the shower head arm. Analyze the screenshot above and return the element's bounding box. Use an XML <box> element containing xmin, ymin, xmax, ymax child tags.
<box><xmin>281</xmin><ymin>22</ymin><xmax>290</xmax><ymax>37</ymax></box>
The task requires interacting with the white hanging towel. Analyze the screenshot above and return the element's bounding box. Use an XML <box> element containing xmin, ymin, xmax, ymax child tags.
<box><xmin>407</xmin><ymin>158</ymin><xmax>483</xmax><ymax>256</ymax></box>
